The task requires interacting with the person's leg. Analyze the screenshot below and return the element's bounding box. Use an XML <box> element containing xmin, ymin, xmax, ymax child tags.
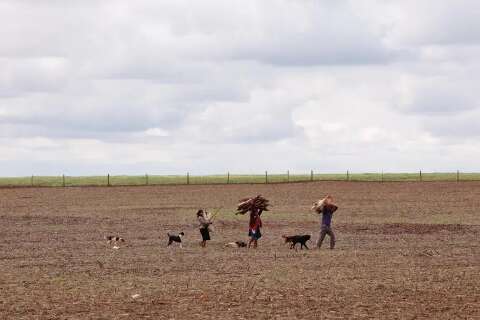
<box><xmin>327</xmin><ymin>228</ymin><xmax>335</xmax><ymax>249</ymax></box>
<box><xmin>253</xmin><ymin>239</ymin><xmax>258</xmax><ymax>248</ymax></box>
<box><xmin>317</xmin><ymin>229</ymin><xmax>326</xmax><ymax>248</ymax></box>
<box><xmin>200</xmin><ymin>228</ymin><xmax>209</xmax><ymax>247</ymax></box>
<box><xmin>254</xmin><ymin>228</ymin><xmax>261</xmax><ymax>248</ymax></box>
<box><xmin>248</xmin><ymin>238</ymin><xmax>254</xmax><ymax>248</ymax></box>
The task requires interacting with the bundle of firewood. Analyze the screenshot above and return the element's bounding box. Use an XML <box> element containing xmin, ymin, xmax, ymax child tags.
<box><xmin>311</xmin><ymin>198</ymin><xmax>326</xmax><ymax>214</ymax></box>
<box><xmin>236</xmin><ymin>195</ymin><xmax>270</xmax><ymax>215</ymax></box>
<box><xmin>311</xmin><ymin>195</ymin><xmax>336</xmax><ymax>214</ymax></box>
<box><xmin>311</xmin><ymin>196</ymin><xmax>338</xmax><ymax>213</ymax></box>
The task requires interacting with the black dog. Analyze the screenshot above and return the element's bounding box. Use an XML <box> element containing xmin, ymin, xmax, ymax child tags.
<box><xmin>105</xmin><ymin>235</ymin><xmax>125</xmax><ymax>244</ymax></box>
<box><xmin>167</xmin><ymin>232</ymin><xmax>185</xmax><ymax>248</ymax></box>
<box><xmin>282</xmin><ymin>234</ymin><xmax>311</xmax><ymax>250</ymax></box>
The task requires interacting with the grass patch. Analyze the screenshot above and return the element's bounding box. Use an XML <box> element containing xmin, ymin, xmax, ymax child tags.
<box><xmin>0</xmin><ymin>172</ymin><xmax>478</xmax><ymax>187</ymax></box>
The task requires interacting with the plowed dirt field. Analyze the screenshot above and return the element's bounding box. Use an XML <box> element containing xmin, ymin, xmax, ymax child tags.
<box><xmin>1</xmin><ymin>181</ymin><xmax>479</xmax><ymax>319</ymax></box>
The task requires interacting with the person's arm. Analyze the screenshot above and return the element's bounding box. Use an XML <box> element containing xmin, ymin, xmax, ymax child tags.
<box><xmin>312</xmin><ymin>199</ymin><xmax>325</xmax><ymax>213</ymax></box>
<box><xmin>198</xmin><ymin>215</ymin><xmax>211</xmax><ymax>227</ymax></box>
<box><xmin>257</xmin><ymin>216</ymin><xmax>262</xmax><ymax>228</ymax></box>
<box><xmin>205</xmin><ymin>215</ymin><xmax>213</xmax><ymax>225</ymax></box>
<box><xmin>204</xmin><ymin>210</ymin><xmax>212</xmax><ymax>220</ymax></box>
<box><xmin>329</xmin><ymin>204</ymin><xmax>338</xmax><ymax>213</ymax></box>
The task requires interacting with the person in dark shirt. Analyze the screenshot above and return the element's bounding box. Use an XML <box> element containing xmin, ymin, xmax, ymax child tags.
<box><xmin>316</xmin><ymin>195</ymin><xmax>338</xmax><ymax>249</ymax></box>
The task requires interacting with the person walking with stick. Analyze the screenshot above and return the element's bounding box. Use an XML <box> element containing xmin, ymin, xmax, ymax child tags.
<box><xmin>197</xmin><ymin>209</ymin><xmax>212</xmax><ymax>248</ymax></box>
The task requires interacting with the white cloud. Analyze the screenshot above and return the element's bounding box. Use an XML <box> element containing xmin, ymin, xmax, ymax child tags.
<box><xmin>143</xmin><ymin>128</ymin><xmax>170</xmax><ymax>137</ymax></box>
<box><xmin>394</xmin><ymin>75</ymin><xmax>477</xmax><ymax>115</ymax></box>
<box><xmin>382</xmin><ymin>0</ymin><xmax>480</xmax><ymax>46</ymax></box>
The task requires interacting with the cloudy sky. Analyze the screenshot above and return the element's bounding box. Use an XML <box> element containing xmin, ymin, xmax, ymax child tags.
<box><xmin>1</xmin><ymin>0</ymin><xmax>479</xmax><ymax>176</ymax></box>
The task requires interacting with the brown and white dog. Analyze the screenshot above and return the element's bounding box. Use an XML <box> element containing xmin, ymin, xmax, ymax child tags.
<box><xmin>224</xmin><ymin>241</ymin><xmax>247</xmax><ymax>248</ymax></box>
<box><xmin>167</xmin><ymin>232</ymin><xmax>185</xmax><ymax>248</ymax></box>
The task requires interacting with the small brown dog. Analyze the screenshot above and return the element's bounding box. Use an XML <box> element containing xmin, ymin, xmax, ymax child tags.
<box><xmin>282</xmin><ymin>235</ymin><xmax>311</xmax><ymax>250</ymax></box>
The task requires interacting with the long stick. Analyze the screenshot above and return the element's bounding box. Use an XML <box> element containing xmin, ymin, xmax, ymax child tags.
<box><xmin>209</xmin><ymin>207</ymin><xmax>223</xmax><ymax>221</ymax></box>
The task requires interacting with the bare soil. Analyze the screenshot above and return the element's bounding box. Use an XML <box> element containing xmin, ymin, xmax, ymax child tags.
<box><xmin>0</xmin><ymin>181</ymin><xmax>479</xmax><ymax>319</ymax></box>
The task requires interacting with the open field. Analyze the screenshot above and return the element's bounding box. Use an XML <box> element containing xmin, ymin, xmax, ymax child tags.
<box><xmin>0</xmin><ymin>181</ymin><xmax>479</xmax><ymax>319</ymax></box>
<box><xmin>1</xmin><ymin>172</ymin><xmax>479</xmax><ymax>187</ymax></box>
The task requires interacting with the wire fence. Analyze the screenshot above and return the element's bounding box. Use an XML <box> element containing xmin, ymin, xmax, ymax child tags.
<box><xmin>0</xmin><ymin>171</ymin><xmax>479</xmax><ymax>187</ymax></box>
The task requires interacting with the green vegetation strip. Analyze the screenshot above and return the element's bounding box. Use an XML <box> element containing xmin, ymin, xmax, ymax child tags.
<box><xmin>0</xmin><ymin>172</ymin><xmax>479</xmax><ymax>187</ymax></box>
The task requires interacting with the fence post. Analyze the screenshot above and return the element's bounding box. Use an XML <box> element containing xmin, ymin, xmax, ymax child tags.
<box><xmin>287</xmin><ymin>170</ymin><xmax>290</xmax><ymax>183</ymax></box>
<box><xmin>107</xmin><ymin>174</ymin><xmax>110</xmax><ymax>186</ymax></box>
<box><xmin>62</xmin><ymin>174</ymin><xmax>65</xmax><ymax>187</ymax></box>
<box><xmin>381</xmin><ymin>171</ymin><xmax>384</xmax><ymax>183</ymax></box>
<box><xmin>31</xmin><ymin>175</ymin><xmax>34</xmax><ymax>187</ymax></box>
<box><xmin>419</xmin><ymin>170</ymin><xmax>422</xmax><ymax>182</ymax></box>
<box><xmin>265</xmin><ymin>171</ymin><xmax>268</xmax><ymax>184</ymax></box>
<box><xmin>457</xmin><ymin>170</ymin><xmax>460</xmax><ymax>182</ymax></box>
<box><xmin>310</xmin><ymin>170</ymin><xmax>314</xmax><ymax>181</ymax></box>
<box><xmin>187</xmin><ymin>172</ymin><xmax>190</xmax><ymax>185</ymax></box>
<box><xmin>347</xmin><ymin>170</ymin><xmax>350</xmax><ymax>181</ymax></box>
<box><xmin>146</xmin><ymin>174</ymin><xmax>149</xmax><ymax>186</ymax></box>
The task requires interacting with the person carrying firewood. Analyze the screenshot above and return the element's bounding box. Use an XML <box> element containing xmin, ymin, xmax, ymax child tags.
<box><xmin>197</xmin><ymin>209</ymin><xmax>212</xmax><ymax>247</ymax></box>
<box><xmin>248</xmin><ymin>208</ymin><xmax>263</xmax><ymax>249</ymax></box>
<box><xmin>236</xmin><ymin>195</ymin><xmax>269</xmax><ymax>249</ymax></box>
<box><xmin>312</xmin><ymin>195</ymin><xmax>338</xmax><ymax>249</ymax></box>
